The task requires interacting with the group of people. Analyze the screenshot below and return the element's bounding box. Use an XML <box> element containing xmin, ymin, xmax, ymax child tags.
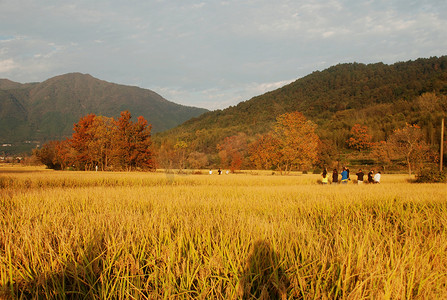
<box><xmin>322</xmin><ymin>167</ymin><xmax>381</xmax><ymax>184</ymax></box>
<box><xmin>209</xmin><ymin>168</ymin><xmax>230</xmax><ymax>175</ymax></box>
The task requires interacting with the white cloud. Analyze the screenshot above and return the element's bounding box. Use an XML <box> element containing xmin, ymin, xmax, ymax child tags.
<box><xmin>154</xmin><ymin>79</ymin><xmax>294</xmax><ymax>110</ymax></box>
<box><xmin>245</xmin><ymin>79</ymin><xmax>295</xmax><ymax>97</ymax></box>
<box><xmin>0</xmin><ymin>0</ymin><xmax>446</xmax><ymax>109</ymax></box>
<box><xmin>322</xmin><ymin>31</ymin><xmax>335</xmax><ymax>38</ymax></box>
<box><xmin>192</xmin><ymin>3</ymin><xmax>206</xmax><ymax>9</ymax></box>
<box><xmin>0</xmin><ymin>59</ymin><xmax>16</xmax><ymax>73</ymax></box>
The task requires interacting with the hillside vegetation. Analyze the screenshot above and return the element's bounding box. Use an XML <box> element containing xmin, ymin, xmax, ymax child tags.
<box><xmin>0</xmin><ymin>73</ymin><xmax>208</xmax><ymax>153</ymax></box>
<box><xmin>155</xmin><ymin>56</ymin><xmax>447</xmax><ymax>155</ymax></box>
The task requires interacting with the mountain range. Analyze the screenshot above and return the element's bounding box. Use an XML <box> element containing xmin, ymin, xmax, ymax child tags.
<box><xmin>0</xmin><ymin>73</ymin><xmax>208</xmax><ymax>154</ymax></box>
<box><xmin>2</xmin><ymin>56</ymin><xmax>446</xmax><ymax>157</ymax></box>
<box><xmin>155</xmin><ymin>56</ymin><xmax>447</xmax><ymax>155</ymax></box>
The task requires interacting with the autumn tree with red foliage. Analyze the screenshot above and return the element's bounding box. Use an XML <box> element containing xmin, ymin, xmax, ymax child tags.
<box><xmin>115</xmin><ymin>112</ymin><xmax>154</xmax><ymax>171</ymax></box>
<box><xmin>70</xmin><ymin>113</ymin><xmax>96</xmax><ymax>170</ymax></box>
<box><xmin>55</xmin><ymin>139</ymin><xmax>74</xmax><ymax>170</ymax></box>
<box><xmin>346</xmin><ymin>124</ymin><xmax>372</xmax><ymax>151</ymax></box>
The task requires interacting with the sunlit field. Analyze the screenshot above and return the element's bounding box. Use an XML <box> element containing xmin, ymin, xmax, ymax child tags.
<box><xmin>1</xmin><ymin>166</ymin><xmax>446</xmax><ymax>299</ymax></box>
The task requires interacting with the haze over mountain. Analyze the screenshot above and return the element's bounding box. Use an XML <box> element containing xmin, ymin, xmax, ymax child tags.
<box><xmin>0</xmin><ymin>73</ymin><xmax>208</xmax><ymax>153</ymax></box>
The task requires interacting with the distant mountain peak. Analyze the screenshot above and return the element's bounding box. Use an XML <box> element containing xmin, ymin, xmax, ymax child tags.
<box><xmin>0</xmin><ymin>73</ymin><xmax>208</xmax><ymax>153</ymax></box>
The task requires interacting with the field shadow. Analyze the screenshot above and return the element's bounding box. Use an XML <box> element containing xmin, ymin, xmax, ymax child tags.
<box><xmin>1</xmin><ymin>236</ymin><xmax>108</xmax><ymax>299</ymax></box>
<box><xmin>239</xmin><ymin>240</ymin><xmax>289</xmax><ymax>299</ymax></box>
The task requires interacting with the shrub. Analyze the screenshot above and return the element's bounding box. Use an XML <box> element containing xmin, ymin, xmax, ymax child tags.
<box><xmin>311</xmin><ymin>169</ymin><xmax>321</xmax><ymax>174</ymax></box>
<box><xmin>416</xmin><ymin>168</ymin><xmax>447</xmax><ymax>183</ymax></box>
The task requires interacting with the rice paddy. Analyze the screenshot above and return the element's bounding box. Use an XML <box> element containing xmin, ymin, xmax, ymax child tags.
<box><xmin>1</xmin><ymin>166</ymin><xmax>446</xmax><ymax>299</ymax></box>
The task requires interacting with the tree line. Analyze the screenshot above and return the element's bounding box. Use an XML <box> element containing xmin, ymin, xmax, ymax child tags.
<box><xmin>155</xmin><ymin>111</ymin><xmax>441</xmax><ymax>176</ymax></box>
<box><xmin>35</xmin><ymin>107</ymin><xmax>443</xmax><ymax>178</ymax></box>
<box><xmin>35</xmin><ymin>111</ymin><xmax>153</xmax><ymax>171</ymax></box>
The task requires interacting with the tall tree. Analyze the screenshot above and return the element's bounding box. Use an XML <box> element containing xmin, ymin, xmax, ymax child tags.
<box><xmin>174</xmin><ymin>140</ymin><xmax>188</xmax><ymax>170</ymax></box>
<box><xmin>70</xmin><ymin>114</ymin><xmax>96</xmax><ymax>170</ymax></box>
<box><xmin>272</xmin><ymin>111</ymin><xmax>320</xmax><ymax>173</ymax></box>
<box><xmin>248</xmin><ymin>134</ymin><xmax>279</xmax><ymax>170</ymax></box>
<box><xmin>315</xmin><ymin>139</ymin><xmax>338</xmax><ymax>169</ymax></box>
<box><xmin>388</xmin><ymin>124</ymin><xmax>431</xmax><ymax>176</ymax></box>
<box><xmin>87</xmin><ymin>116</ymin><xmax>116</xmax><ymax>170</ymax></box>
<box><xmin>156</xmin><ymin>139</ymin><xmax>176</xmax><ymax>169</ymax></box>
<box><xmin>131</xmin><ymin>116</ymin><xmax>154</xmax><ymax>170</ymax></box>
<box><xmin>35</xmin><ymin>140</ymin><xmax>62</xmax><ymax>170</ymax></box>
<box><xmin>249</xmin><ymin>112</ymin><xmax>320</xmax><ymax>173</ymax></box>
<box><xmin>55</xmin><ymin>139</ymin><xmax>74</xmax><ymax>170</ymax></box>
<box><xmin>114</xmin><ymin>111</ymin><xmax>153</xmax><ymax>171</ymax></box>
<box><xmin>370</xmin><ymin>141</ymin><xmax>392</xmax><ymax>171</ymax></box>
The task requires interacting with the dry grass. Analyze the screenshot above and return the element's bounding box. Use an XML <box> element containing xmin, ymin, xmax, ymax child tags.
<box><xmin>1</xmin><ymin>166</ymin><xmax>446</xmax><ymax>299</ymax></box>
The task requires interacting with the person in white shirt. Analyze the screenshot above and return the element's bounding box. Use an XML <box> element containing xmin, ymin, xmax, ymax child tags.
<box><xmin>374</xmin><ymin>171</ymin><xmax>381</xmax><ymax>183</ymax></box>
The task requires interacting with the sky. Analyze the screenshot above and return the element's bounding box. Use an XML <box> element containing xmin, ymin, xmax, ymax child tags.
<box><xmin>1</xmin><ymin>0</ymin><xmax>446</xmax><ymax>110</ymax></box>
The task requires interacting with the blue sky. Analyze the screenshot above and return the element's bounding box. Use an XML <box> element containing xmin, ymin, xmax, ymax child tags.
<box><xmin>1</xmin><ymin>0</ymin><xmax>446</xmax><ymax>110</ymax></box>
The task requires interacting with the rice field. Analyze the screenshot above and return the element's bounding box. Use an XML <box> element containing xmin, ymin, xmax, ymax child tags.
<box><xmin>1</xmin><ymin>166</ymin><xmax>446</xmax><ymax>299</ymax></box>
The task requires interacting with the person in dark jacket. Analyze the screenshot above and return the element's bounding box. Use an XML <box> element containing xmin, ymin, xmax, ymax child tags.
<box><xmin>368</xmin><ymin>170</ymin><xmax>374</xmax><ymax>183</ymax></box>
<box><xmin>332</xmin><ymin>169</ymin><xmax>338</xmax><ymax>184</ymax></box>
<box><xmin>356</xmin><ymin>169</ymin><xmax>364</xmax><ymax>184</ymax></box>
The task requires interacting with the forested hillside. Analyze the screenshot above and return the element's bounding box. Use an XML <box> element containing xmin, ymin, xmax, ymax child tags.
<box><xmin>0</xmin><ymin>73</ymin><xmax>208</xmax><ymax>154</ymax></box>
<box><xmin>155</xmin><ymin>56</ymin><xmax>447</xmax><ymax>170</ymax></box>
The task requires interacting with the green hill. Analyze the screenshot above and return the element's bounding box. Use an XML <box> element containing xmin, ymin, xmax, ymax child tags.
<box><xmin>156</xmin><ymin>56</ymin><xmax>447</xmax><ymax>154</ymax></box>
<box><xmin>0</xmin><ymin>73</ymin><xmax>208</xmax><ymax>154</ymax></box>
